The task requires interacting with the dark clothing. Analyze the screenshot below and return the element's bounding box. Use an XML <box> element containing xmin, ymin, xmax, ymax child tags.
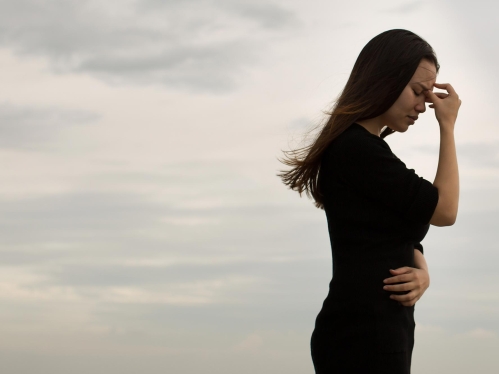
<box><xmin>311</xmin><ymin>123</ymin><xmax>439</xmax><ymax>373</ymax></box>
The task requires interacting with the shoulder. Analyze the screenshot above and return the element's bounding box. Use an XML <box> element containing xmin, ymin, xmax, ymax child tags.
<box><xmin>328</xmin><ymin>123</ymin><xmax>393</xmax><ymax>158</ymax></box>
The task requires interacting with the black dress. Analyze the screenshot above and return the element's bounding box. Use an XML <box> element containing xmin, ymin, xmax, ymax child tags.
<box><xmin>311</xmin><ymin>123</ymin><xmax>439</xmax><ymax>374</ymax></box>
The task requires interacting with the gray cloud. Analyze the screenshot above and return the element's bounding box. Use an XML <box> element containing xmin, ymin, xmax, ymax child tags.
<box><xmin>220</xmin><ymin>2</ymin><xmax>298</xmax><ymax>29</ymax></box>
<box><xmin>0</xmin><ymin>170</ymin><xmax>498</xmax><ymax>374</ymax></box>
<box><xmin>0</xmin><ymin>185</ymin><xmax>324</xmax><ymax>265</ymax></box>
<box><xmin>0</xmin><ymin>190</ymin><xmax>167</xmax><ymax>252</ymax></box>
<box><xmin>139</xmin><ymin>0</ymin><xmax>297</xmax><ymax>30</ymax></box>
<box><xmin>0</xmin><ymin>103</ymin><xmax>100</xmax><ymax>150</ymax></box>
<box><xmin>0</xmin><ymin>156</ymin><xmax>326</xmax><ymax>271</ymax></box>
<box><xmin>415</xmin><ymin>141</ymin><xmax>499</xmax><ymax>168</ymax></box>
<box><xmin>0</xmin><ymin>0</ymin><xmax>300</xmax><ymax>92</ymax></box>
<box><xmin>1</xmin><ymin>170</ymin><xmax>497</xmax><ymax>306</ymax></box>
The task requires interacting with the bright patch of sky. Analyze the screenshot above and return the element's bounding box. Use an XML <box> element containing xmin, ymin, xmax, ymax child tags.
<box><xmin>0</xmin><ymin>0</ymin><xmax>497</xmax><ymax>373</ymax></box>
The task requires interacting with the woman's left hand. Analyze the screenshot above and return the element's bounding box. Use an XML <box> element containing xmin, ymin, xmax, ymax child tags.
<box><xmin>383</xmin><ymin>267</ymin><xmax>430</xmax><ymax>307</ymax></box>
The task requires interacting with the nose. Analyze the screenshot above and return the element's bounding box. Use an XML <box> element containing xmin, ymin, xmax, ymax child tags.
<box><xmin>416</xmin><ymin>96</ymin><xmax>426</xmax><ymax>114</ymax></box>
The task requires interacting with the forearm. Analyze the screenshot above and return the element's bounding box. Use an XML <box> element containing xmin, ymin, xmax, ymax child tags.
<box><xmin>433</xmin><ymin>127</ymin><xmax>459</xmax><ymax>223</ymax></box>
<box><xmin>414</xmin><ymin>249</ymin><xmax>428</xmax><ymax>272</ymax></box>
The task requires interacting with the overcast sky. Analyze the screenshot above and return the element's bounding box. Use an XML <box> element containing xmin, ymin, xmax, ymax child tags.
<box><xmin>0</xmin><ymin>1</ymin><xmax>498</xmax><ymax>373</ymax></box>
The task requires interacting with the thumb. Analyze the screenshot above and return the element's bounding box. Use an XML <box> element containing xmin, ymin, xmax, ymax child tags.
<box><xmin>390</xmin><ymin>267</ymin><xmax>410</xmax><ymax>273</ymax></box>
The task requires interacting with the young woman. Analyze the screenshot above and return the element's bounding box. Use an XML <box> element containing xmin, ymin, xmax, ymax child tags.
<box><xmin>278</xmin><ymin>29</ymin><xmax>461</xmax><ymax>373</ymax></box>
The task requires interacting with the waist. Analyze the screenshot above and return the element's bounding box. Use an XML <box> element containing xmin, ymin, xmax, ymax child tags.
<box><xmin>325</xmin><ymin>243</ymin><xmax>414</xmax><ymax>305</ymax></box>
<box><xmin>331</xmin><ymin>241</ymin><xmax>415</xmax><ymax>274</ymax></box>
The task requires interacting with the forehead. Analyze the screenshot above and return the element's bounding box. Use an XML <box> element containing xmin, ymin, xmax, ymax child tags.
<box><xmin>410</xmin><ymin>60</ymin><xmax>437</xmax><ymax>86</ymax></box>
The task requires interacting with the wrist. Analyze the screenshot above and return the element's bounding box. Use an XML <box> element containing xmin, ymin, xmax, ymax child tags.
<box><xmin>414</xmin><ymin>249</ymin><xmax>428</xmax><ymax>272</ymax></box>
<box><xmin>439</xmin><ymin>123</ymin><xmax>456</xmax><ymax>133</ymax></box>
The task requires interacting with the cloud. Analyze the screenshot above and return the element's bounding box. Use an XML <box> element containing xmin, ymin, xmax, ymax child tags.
<box><xmin>233</xmin><ymin>332</ymin><xmax>264</xmax><ymax>351</ymax></box>
<box><xmin>415</xmin><ymin>141</ymin><xmax>499</xmax><ymax>169</ymax></box>
<box><xmin>0</xmin><ymin>167</ymin><xmax>329</xmax><ymax>315</ymax></box>
<box><xmin>465</xmin><ymin>328</ymin><xmax>497</xmax><ymax>339</ymax></box>
<box><xmin>0</xmin><ymin>190</ymin><xmax>167</xmax><ymax>252</ymax></box>
<box><xmin>0</xmin><ymin>0</ymin><xmax>301</xmax><ymax>92</ymax></box>
<box><xmin>0</xmin><ymin>102</ymin><xmax>100</xmax><ymax>150</ymax></box>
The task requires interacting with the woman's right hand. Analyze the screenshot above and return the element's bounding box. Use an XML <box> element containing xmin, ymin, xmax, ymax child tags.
<box><xmin>424</xmin><ymin>82</ymin><xmax>462</xmax><ymax>130</ymax></box>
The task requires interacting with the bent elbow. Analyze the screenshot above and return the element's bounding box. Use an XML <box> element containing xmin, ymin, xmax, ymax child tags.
<box><xmin>429</xmin><ymin>196</ymin><xmax>459</xmax><ymax>226</ymax></box>
<box><xmin>429</xmin><ymin>211</ymin><xmax>457</xmax><ymax>227</ymax></box>
<box><xmin>440</xmin><ymin>213</ymin><xmax>457</xmax><ymax>227</ymax></box>
<box><xmin>447</xmin><ymin>213</ymin><xmax>457</xmax><ymax>226</ymax></box>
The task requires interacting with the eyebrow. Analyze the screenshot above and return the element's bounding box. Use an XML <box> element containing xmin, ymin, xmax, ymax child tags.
<box><xmin>415</xmin><ymin>82</ymin><xmax>432</xmax><ymax>91</ymax></box>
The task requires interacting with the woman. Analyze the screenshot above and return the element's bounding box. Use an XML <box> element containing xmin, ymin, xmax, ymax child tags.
<box><xmin>278</xmin><ymin>29</ymin><xmax>461</xmax><ymax>373</ymax></box>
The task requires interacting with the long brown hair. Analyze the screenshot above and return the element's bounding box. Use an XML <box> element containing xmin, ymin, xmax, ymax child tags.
<box><xmin>278</xmin><ymin>29</ymin><xmax>440</xmax><ymax>209</ymax></box>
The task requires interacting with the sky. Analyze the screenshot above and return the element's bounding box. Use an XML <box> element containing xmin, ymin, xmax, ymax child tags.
<box><xmin>0</xmin><ymin>0</ymin><xmax>498</xmax><ymax>373</ymax></box>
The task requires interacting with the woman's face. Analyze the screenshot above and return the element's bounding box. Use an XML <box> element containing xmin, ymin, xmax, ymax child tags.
<box><xmin>381</xmin><ymin>59</ymin><xmax>437</xmax><ymax>132</ymax></box>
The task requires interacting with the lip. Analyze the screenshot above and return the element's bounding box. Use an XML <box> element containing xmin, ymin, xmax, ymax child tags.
<box><xmin>408</xmin><ymin>115</ymin><xmax>418</xmax><ymax>124</ymax></box>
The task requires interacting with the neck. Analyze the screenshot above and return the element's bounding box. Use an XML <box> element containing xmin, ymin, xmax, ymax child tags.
<box><xmin>355</xmin><ymin>119</ymin><xmax>384</xmax><ymax>137</ymax></box>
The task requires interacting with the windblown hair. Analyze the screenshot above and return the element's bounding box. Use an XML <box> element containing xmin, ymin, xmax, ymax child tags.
<box><xmin>278</xmin><ymin>29</ymin><xmax>440</xmax><ymax>209</ymax></box>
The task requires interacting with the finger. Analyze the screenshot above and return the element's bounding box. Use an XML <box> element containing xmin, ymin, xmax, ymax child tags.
<box><xmin>424</xmin><ymin>89</ymin><xmax>436</xmax><ymax>99</ymax></box>
<box><xmin>390</xmin><ymin>266</ymin><xmax>415</xmax><ymax>278</ymax></box>
<box><xmin>433</xmin><ymin>92</ymin><xmax>449</xmax><ymax>98</ymax></box>
<box><xmin>390</xmin><ymin>291</ymin><xmax>416</xmax><ymax>302</ymax></box>
<box><xmin>425</xmin><ymin>94</ymin><xmax>440</xmax><ymax>102</ymax></box>
<box><xmin>433</xmin><ymin>82</ymin><xmax>457</xmax><ymax>96</ymax></box>
<box><xmin>384</xmin><ymin>274</ymin><xmax>413</xmax><ymax>284</ymax></box>
<box><xmin>383</xmin><ymin>283</ymin><xmax>412</xmax><ymax>292</ymax></box>
<box><xmin>390</xmin><ymin>267</ymin><xmax>411</xmax><ymax>274</ymax></box>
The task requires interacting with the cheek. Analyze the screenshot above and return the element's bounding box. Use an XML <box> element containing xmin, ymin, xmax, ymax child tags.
<box><xmin>385</xmin><ymin>90</ymin><xmax>413</xmax><ymax>118</ymax></box>
<box><xmin>399</xmin><ymin>94</ymin><xmax>415</xmax><ymax>111</ymax></box>
<box><xmin>389</xmin><ymin>99</ymin><xmax>410</xmax><ymax>116</ymax></box>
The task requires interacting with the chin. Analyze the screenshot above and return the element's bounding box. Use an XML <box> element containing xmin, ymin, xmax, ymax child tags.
<box><xmin>387</xmin><ymin>125</ymin><xmax>408</xmax><ymax>133</ymax></box>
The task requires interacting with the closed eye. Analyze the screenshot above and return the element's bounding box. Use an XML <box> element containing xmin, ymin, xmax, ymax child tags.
<box><xmin>413</xmin><ymin>89</ymin><xmax>422</xmax><ymax>96</ymax></box>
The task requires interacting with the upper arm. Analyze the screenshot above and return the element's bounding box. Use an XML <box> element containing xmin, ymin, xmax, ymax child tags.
<box><xmin>335</xmin><ymin>136</ymin><xmax>439</xmax><ymax>225</ymax></box>
<box><xmin>414</xmin><ymin>242</ymin><xmax>424</xmax><ymax>255</ymax></box>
